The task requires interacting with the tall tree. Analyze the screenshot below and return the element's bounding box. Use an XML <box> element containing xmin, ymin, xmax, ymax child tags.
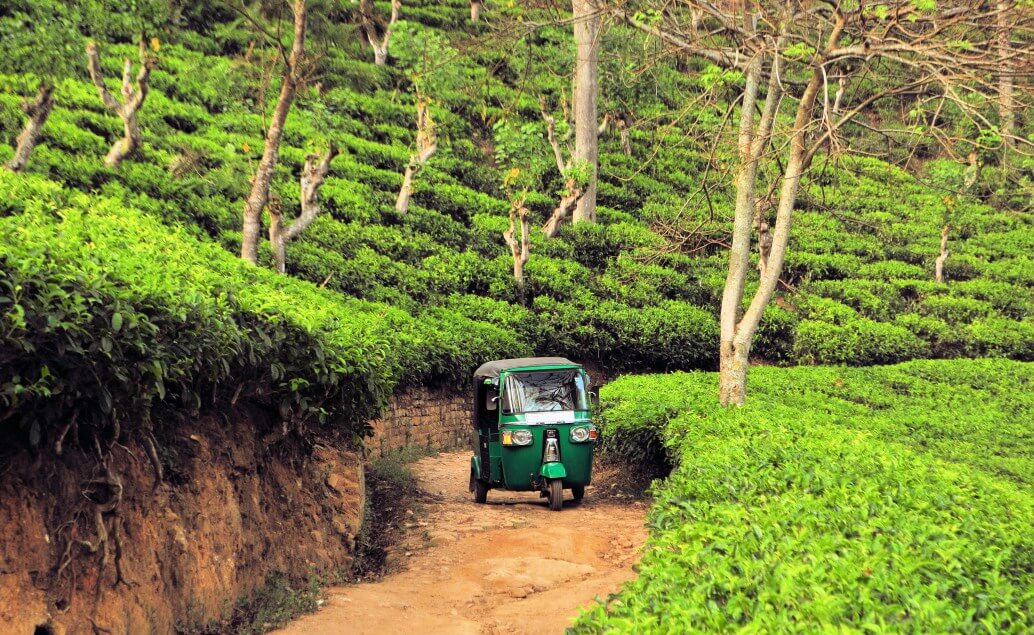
<box><xmin>616</xmin><ymin>0</ymin><xmax>1033</xmax><ymax>405</ymax></box>
<box><xmin>236</xmin><ymin>0</ymin><xmax>309</xmax><ymax>265</ymax></box>
<box><xmin>572</xmin><ymin>0</ymin><xmax>601</xmax><ymax>224</ymax></box>
<box><xmin>86</xmin><ymin>38</ymin><xmax>156</xmax><ymax>168</ymax></box>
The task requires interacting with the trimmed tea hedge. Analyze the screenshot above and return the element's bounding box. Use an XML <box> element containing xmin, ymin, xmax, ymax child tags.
<box><xmin>0</xmin><ymin>173</ymin><xmax>527</xmax><ymax>451</ymax></box>
<box><xmin>579</xmin><ymin>359</ymin><xmax>1034</xmax><ymax>633</ymax></box>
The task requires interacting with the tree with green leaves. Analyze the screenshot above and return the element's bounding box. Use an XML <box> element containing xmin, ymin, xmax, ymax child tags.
<box><xmin>0</xmin><ymin>2</ymin><xmax>82</xmax><ymax>172</ymax></box>
<box><xmin>390</xmin><ymin>20</ymin><xmax>463</xmax><ymax>214</ymax></box>
<box><xmin>615</xmin><ymin>0</ymin><xmax>1033</xmax><ymax>405</ymax></box>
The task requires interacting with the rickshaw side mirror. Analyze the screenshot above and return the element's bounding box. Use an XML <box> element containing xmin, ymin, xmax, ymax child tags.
<box><xmin>590</xmin><ymin>390</ymin><xmax>599</xmax><ymax>406</ymax></box>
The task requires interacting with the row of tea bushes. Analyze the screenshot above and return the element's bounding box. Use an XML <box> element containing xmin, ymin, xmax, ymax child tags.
<box><xmin>0</xmin><ymin>0</ymin><xmax>1029</xmax><ymax>376</ymax></box>
<box><xmin>579</xmin><ymin>359</ymin><xmax>1034</xmax><ymax>632</ymax></box>
<box><xmin>0</xmin><ymin>172</ymin><xmax>527</xmax><ymax>453</ymax></box>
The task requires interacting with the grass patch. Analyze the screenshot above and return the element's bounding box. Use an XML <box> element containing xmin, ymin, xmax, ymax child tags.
<box><xmin>177</xmin><ymin>572</ymin><xmax>329</xmax><ymax>635</ymax></box>
<box><xmin>350</xmin><ymin>446</ymin><xmax>434</xmax><ymax>578</ymax></box>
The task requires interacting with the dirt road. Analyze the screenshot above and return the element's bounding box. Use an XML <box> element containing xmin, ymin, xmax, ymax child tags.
<box><xmin>274</xmin><ymin>451</ymin><xmax>648</xmax><ymax>635</ymax></box>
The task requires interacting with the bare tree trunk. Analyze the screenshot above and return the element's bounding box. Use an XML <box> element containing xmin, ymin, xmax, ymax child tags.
<box><xmin>7</xmin><ymin>82</ymin><xmax>54</xmax><ymax>173</ymax></box>
<box><xmin>542</xmin><ymin>179</ymin><xmax>585</xmax><ymax>237</ymax></box>
<box><xmin>997</xmin><ymin>0</ymin><xmax>1015</xmax><ymax>154</ymax></box>
<box><xmin>86</xmin><ymin>39</ymin><xmax>154</xmax><ymax>168</ymax></box>
<box><xmin>270</xmin><ymin>144</ymin><xmax>339</xmax><ymax>273</ymax></box>
<box><xmin>718</xmin><ymin>52</ymin><xmax>763</xmax><ymax>407</ymax></box>
<box><xmin>718</xmin><ymin>22</ymin><xmax>790</xmax><ymax>406</ymax></box>
<box><xmin>616</xmin><ymin>115</ymin><xmax>632</xmax><ymax>156</ymax></box>
<box><xmin>268</xmin><ymin>203</ymin><xmax>286</xmax><ymax>274</ymax></box>
<box><xmin>504</xmin><ymin>195</ymin><xmax>531</xmax><ymax>302</ymax></box>
<box><xmin>539</xmin><ymin>99</ymin><xmax>586</xmax><ymax>237</ymax></box>
<box><xmin>754</xmin><ymin>202</ymin><xmax>772</xmax><ymax>274</ymax></box>
<box><xmin>470</xmin><ymin>0</ymin><xmax>482</xmax><ymax>22</ymax></box>
<box><xmin>572</xmin><ymin>0</ymin><xmax>599</xmax><ymax>224</ymax></box>
<box><xmin>242</xmin><ymin>0</ymin><xmax>307</xmax><ymax>265</ymax></box>
<box><xmin>362</xmin><ymin>0</ymin><xmax>400</xmax><ymax>67</ymax></box>
<box><xmin>720</xmin><ymin>23</ymin><xmax>834</xmax><ymax>406</ymax></box>
<box><xmin>395</xmin><ymin>99</ymin><xmax>437</xmax><ymax>214</ymax></box>
<box><xmin>935</xmin><ymin>225</ymin><xmax>950</xmax><ymax>283</ymax></box>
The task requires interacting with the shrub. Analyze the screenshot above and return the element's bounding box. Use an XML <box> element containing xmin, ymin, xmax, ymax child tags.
<box><xmin>592</xmin><ymin>300</ymin><xmax>719</xmax><ymax>371</ymax></box>
<box><xmin>920</xmin><ymin>294</ymin><xmax>995</xmax><ymax>324</ymax></box>
<box><xmin>598</xmin><ymin>256</ymin><xmax>689</xmax><ymax>307</ymax></box>
<box><xmin>794</xmin><ymin>318</ymin><xmax>929</xmax><ymax>365</ymax></box>
<box><xmin>753</xmin><ymin>303</ymin><xmax>797</xmax><ymax>362</ymax></box>
<box><xmin>576</xmin><ymin>360</ymin><xmax>1034</xmax><ymax>633</ymax></box>
<box><xmin>783</xmin><ymin>251</ymin><xmax>862</xmax><ymax>281</ymax></box>
<box><xmin>856</xmin><ymin>259</ymin><xmax>927</xmax><ymax>280</ymax></box>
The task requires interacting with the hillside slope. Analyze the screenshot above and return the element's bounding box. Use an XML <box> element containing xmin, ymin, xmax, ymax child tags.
<box><xmin>1</xmin><ymin>0</ymin><xmax>1031</xmax><ymax>378</ymax></box>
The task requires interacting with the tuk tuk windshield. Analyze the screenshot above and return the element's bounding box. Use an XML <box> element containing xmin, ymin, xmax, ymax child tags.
<box><xmin>502</xmin><ymin>370</ymin><xmax>588</xmax><ymax>414</ymax></box>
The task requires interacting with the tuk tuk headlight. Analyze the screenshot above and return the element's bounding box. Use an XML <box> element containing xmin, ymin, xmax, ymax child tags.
<box><xmin>570</xmin><ymin>426</ymin><xmax>594</xmax><ymax>443</ymax></box>
<box><xmin>504</xmin><ymin>429</ymin><xmax>533</xmax><ymax>446</ymax></box>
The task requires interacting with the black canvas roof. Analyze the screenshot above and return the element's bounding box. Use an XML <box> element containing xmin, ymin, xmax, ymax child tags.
<box><xmin>473</xmin><ymin>357</ymin><xmax>578</xmax><ymax>379</ymax></box>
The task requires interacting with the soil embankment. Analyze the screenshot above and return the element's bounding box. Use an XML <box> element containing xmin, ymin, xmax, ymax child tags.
<box><xmin>274</xmin><ymin>452</ymin><xmax>648</xmax><ymax>635</ymax></box>
<box><xmin>0</xmin><ymin>404</ymin><xmax>364</xmax><ymax>634</ymax></box>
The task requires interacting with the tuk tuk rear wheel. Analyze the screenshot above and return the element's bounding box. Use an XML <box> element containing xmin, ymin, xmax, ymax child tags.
<box><xmin>548</xmin><ymin>478</ymin><xmax>563</xmax><ymax>511</ymax></box>
<box><xmin>572</xmin><ymin>485</ymin><xmax>585</xmax><ymax>501</ymax></box>
<box><xmin>474</xmin><ymin>478</ymin><xmax>489</xmax><ymax>504</ymax></box>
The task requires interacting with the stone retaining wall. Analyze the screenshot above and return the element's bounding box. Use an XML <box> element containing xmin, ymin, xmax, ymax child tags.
<box><xmin>367</xmin><ymin>386</ymin><xmax>473</xmax><ymax>457</ymax></box>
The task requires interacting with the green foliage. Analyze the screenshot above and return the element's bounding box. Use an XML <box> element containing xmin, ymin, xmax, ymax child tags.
<box><xmin>0</xmin><ymin>0</ymin><xmax>1029</xmax><ymax>432</ymax></box>
<box><xmin>0</xmin><ymin>173</ymin><xmax>527</xmax><ymax>454</ymax></box>
<box><xmin>794</xmin><ymin>317</ymin><xmax>929</xmax><ymax>365</ymax></box>
<box><xmin>0</xmin><ymin>1</ymin><xmax>83</xmax><ymax>81</ymax></box>
<box><xmin>577</xmin><ymin>360</ymin><xmax>1034</xmax><ymax>633</ymax></box>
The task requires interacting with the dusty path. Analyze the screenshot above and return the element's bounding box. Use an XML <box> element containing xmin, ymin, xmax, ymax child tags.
<box><xmin>274</xmin><ymin>451</ymin><xmax>648</xmax><ymax>634</ymax></box>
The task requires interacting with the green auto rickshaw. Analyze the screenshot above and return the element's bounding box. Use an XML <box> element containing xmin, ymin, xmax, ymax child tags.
<box><xmin>469</xmin><ymin>357</ymin><xmax>597</xmax><ymax>511</ymax></box>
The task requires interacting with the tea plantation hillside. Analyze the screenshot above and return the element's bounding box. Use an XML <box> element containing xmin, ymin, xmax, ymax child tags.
<box><xmin>577</xmin><ymin>359</ymin><xmax>1034</xmax><ymax>632</ymax></box>
<box><xmin>0</xmin><ymin>170</ymin><xmax>531</xmax><ymax>448</ymax></box>
<box><xmin>1</xmin><ymin>0</ymin><xmax>1031</xmax><ymax>379</ymax></box>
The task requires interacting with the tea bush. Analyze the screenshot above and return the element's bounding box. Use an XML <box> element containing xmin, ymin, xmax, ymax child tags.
<box><xmin>0</xmin><ymin>0</ymin><xmax>1030</xmax><ymax>417</ymax></box>
<box><xmin>0</xmin><ymin>173</ymin><xmax>527</xmax><ymax>452</ymax></box>
<box><xmin>578</xmin><ymin>359</ymin><xmax>1034</xmax><ymax>633</ymax></box>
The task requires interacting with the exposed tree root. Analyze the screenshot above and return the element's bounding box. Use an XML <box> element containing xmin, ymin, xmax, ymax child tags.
<box><xmin>54</xmin><ymin>412</ymin><xmax>78</xmax><ymax>456</ymax></box>
<box><xmin>142</xmin><ymin>431</ymin><xmax>163</xmax><ymax>491</ymax></box>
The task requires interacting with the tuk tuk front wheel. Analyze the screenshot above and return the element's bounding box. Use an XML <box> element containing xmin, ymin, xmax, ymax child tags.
<box><xmin>474</xmin><ymin>478</ymin><xmax>489</xmax><ymax>504</ymax></box>
<box><xmin>572</xmin><ymin>485</ymin><xmax>585</xmax><ymax>501</ymax></box>
<box><xmin>548</xmin><ymin>478</ymin><xmax>563</xmax><ymax>511</ymax></box>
